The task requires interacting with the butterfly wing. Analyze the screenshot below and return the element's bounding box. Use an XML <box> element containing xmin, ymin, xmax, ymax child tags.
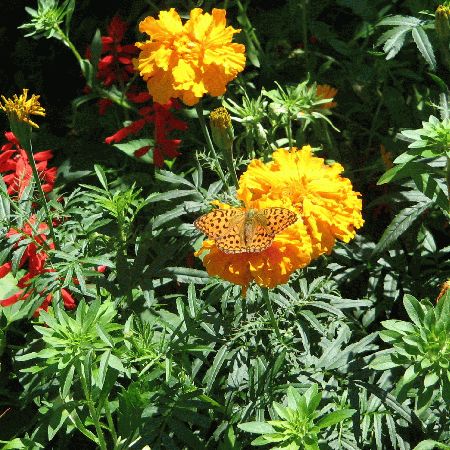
<box><xmin>262</xmin><ymin>207</ymin><xmax>297</xmax><ymax>235</ymax></box>
<box><xmin>245</xmin><ymin>225</ymin><xmax>275</xmax><ymax>252</ymax></box>
<box><xmin>194</xmin><ymin>208</ymin><xmax>245</xmax><ymax>239</ymax></box>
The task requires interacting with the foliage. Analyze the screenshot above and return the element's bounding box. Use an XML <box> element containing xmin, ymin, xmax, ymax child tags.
<box><xmin>0</xmin><ymin>0</ymin><xmax>449</xmax><ymax>449</ymax></box>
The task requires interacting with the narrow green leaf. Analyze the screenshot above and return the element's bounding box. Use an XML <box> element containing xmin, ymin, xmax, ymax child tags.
<box><xmin>238</xmin><ymin>421</ymin><xmax>276</xmax><ymax>434</ymax></box>
<box><xmin>315</xmin><ymin>409</ymin><xmax>356</xmax><ymax>429</ymax></box>
<box><xmin>412</xmin><ymin>27</ymin><xmax>436</xmax><ymax>70</ymax></box>
<box><xmin>371</xmin><ymin>202</ymin><xmax>431</xmax><ymax>258</ymax></box>
<box><xmin>61</xmin><ymin>364</ymin><xmax>75</xmax><ymax>398</ymax></box>
<box><xmin>94</xmin><ymin>164</ymin><xmax>108</xmax><ymax>191</ymax></box>
<box><xmin>204</xmin><ymin>345</ymin><xmax>229</xmax><ymax>393</ymax></box>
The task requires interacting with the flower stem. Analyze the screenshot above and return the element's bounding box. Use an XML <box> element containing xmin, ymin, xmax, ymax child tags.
<box><xmin>22</xmin><ymin>140</ymin><xmax>59</xmax><ymax>249</ymax></box>
<box><xmin>195</xmin><ymin>103</ymin><xmax>231</xmax><ymax>194</ymax></box>
<box><xmin>286</xmin><ymin>112</ymin><xmax>293</xmax><ymax>149</ymax></box>
<box><xmin>262</xmin><ymin>287</ymin><xmax>284</xmax><ymax>343</ymax></box>
<box><xmin>224</xmin><ymin>144</ymin><xmax>239</xmax><ymax>190</ymax></box>
<box><xmin>78</xmin><ymin>365</ymin><xmax>108</xmax><ymax>450</ymax></box>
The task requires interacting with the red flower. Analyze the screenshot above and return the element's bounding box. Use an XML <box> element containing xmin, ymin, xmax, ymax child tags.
<box><xmin>89</xmin><ymin>15</ymin><xmax>139</xmax><ymax>88</ymax></box>
<box><xmin>0</xmin><ymin>216</ymin><xmax>76</xmax><ymax>316</ymax></box>
<box><xmin>105</xmin><ymin>95</ymin><xmax>187</xmax><ymax>167</ymax></box>
<box><xmin>0</xmin><ymin>132</ymin><xmax>57</xmax><ymax>198</ymax></box>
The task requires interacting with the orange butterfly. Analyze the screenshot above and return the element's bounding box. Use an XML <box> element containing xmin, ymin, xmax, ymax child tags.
<box><xmin>194</xmin><ymin>207</ymin><xmax>297</xmax><ymax>254</ymax></box>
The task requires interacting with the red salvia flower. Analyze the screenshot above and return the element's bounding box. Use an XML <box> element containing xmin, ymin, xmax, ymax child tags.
<box><xmin>0</xmin><ymin>132</ymin><xmax>57</xmax><ymax>198</ymax></box>
<box><xmin>105</xmin><ymin>95</ymin><xmax>187</xmax><ymax>167</ymax></box>
<box><xmin>94</xmin><ymin>15</ymin><xmax>139</xmax><ymax>88</ymax></box>
<box><xmin>0</xmin><ymin>216</ymin><xmax>76</xmax><ymax>316</ymax></box>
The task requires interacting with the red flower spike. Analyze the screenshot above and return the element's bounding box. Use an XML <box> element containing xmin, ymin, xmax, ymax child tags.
<box><xmin>0</xmin><ymin>132</ymin><xmax>57</xmax><ymax>199</ymax></box>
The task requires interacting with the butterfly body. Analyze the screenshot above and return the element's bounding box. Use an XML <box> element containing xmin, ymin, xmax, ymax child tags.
<box><xmin>194</xmin><ymin>207</ymin><xmax>297</xmax><ymax>254</ymax></box>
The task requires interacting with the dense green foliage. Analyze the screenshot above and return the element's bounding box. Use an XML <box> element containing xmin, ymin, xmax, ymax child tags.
<box><xmin>0</xmin><ymin>1</ymin><xmax>449</xmax><ymax>449</ymax></box>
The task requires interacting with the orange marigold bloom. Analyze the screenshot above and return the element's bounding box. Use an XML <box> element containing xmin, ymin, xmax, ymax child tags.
<box><xmin>195</xmin><ymin>146</ymin><xmax>364</xmax><ymax>291</ymax></box>
<box><xmin>135</xmin><ymin>8</ymin><xmax>246</xmax><ymax>106</ymax></box>
<box><xmin>316</xmin><ymin>84</ymin><xmax>337</xmax><ymax>109</ymax></box>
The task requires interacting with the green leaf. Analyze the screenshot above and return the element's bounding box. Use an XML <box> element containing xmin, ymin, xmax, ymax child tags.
<box><xmin>61</xmin><ymin>364</ymin><xmax>75</xmax><ymax>398</ymax></box>
<box><xmin>204</xmin><ymin>344</ymin><xmax>229</xmax><ymax>393</ymax></box>
<box><xmin>411</xmin><ymin>27</ymin><xmax>436</xmax><ymax>70</ymax></box>
<box><xmin>371</xmin><ymin>202</ymin><xmax>431</xmax><ymax>258</ymax></box>
<box><xmin>0</xmin><ymin>178</ymin><xmax>10</xmax><ymax>221</ymax></box>
<box><xmin>238</xmin><ymin>421</ymin><xmax>276</xmax><ymax>434</ymax></box>
<box><xmin>403</xmin><ymin>295</ymin><xmax>425</xmax><ymax>327</ymax></box>
<box><xmin>315</xmin><ymin>409</ymin><xmax>356</xmax><ymax>429</ymax></box>
<box><xmin>413</xmin><ymin>440</ymin><xmax>450</xmax><ymax>450</ymax></box>
<box><xmin>112</xmin><ymin>139</ymin><xmax>154</xmax><ymax>164</ymax></box>
<box><xmin>94</xmin><ymin>164</ymin><xmax>108</xmax><ymax>191</ymax></box>
<box><xmin>377</xmin><ymin>15</ymin><xmax>422</xmax><ymax>27</ymax></box>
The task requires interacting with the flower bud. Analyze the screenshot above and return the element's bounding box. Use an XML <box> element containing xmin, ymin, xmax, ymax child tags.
<box><xmin>436</xmin><ymin>4</ymin><xmax>450</xmax><ymax>43</ymax></box>
<box><xmin>209</xmin><ymin>106</ymin><xmax>234</xmax><ymax>150</ymax></box>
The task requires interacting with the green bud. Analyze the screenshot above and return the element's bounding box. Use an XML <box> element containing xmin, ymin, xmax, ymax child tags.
<box><xmin>436</xmin><ymin>4</ymin><xmax>450</xmax><ymax>43</ymax></box>
<box><xmin>209</xmin><ymin>106</ymin><xmax>234</xmax><ymax>151</ymax></box>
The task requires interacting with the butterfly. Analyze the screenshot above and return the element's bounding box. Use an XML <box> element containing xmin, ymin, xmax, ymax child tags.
<box><xmin>194</xmin><ymin>207</ymin><xmax>297</xmax><ymax>254</ymax></box>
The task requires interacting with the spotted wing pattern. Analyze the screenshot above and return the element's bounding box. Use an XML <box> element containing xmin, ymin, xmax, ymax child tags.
<box><xmin>194</xmin><ymin>207</ymin><xmax>297</xmax><ymax>254</ymax></box>
<box><xmin>262</xmin><ymin>207</ymin><xmax>297</xmax><ymax>235</ymax></box>
<box><xmin>193</xmin><ymin>208</ymin><xmax>245</xmax><ymax>240</ymax></box>
<box><xmin>216</xmin><ymin>226</ymin><xmax>274</xmax><ymax>253</ymax></box>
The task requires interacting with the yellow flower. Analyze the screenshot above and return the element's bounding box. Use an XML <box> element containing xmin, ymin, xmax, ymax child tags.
<box><xmin>0</xmin><ymin>89</ymin><xmax>45</xmax><ymax>129</ymax></box>
<box><xmin>195</xmin><ymin>146</ymin><xmax>364</xmax><ymax>291</ymax></box>
<box><xmin>135</xmin><ymin>8</ymin><xmax>246</xmax><ymax>106</ymax></box>
<box><xmin>195</xmin><ymin>201</ymin><xmax>313</xmax><ymax>291</ymax></box>
<box><xmin>316</xmin><ymin>84</ymin><xmax>337</xmax><ymax>109</ymax></box>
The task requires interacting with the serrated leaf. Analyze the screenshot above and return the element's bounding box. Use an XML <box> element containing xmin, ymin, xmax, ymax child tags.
<box><xmin>412</xmin><ymin>27</ymin><xmax>436</xmax><ymax>70</ymax></box>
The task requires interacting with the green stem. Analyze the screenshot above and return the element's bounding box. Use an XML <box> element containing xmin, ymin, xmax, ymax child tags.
<box><xmin>22</xmin><ymin>140</ymin><xmax>59</xmax><ymax>248</ymax></box>
<box><xmin>224</xmin><ymin>144</ymin><xmax>239</xmax><ymax>189</ymax></box>
<box><xmin>56</xmin><ymin>25</ymin><xmax>83</xmax><ymax>64</ymax></box>
<box><xmin>262</xmin><ymin>288</ymin><xmax>283</xmax><ymax>343</ymax></box>
<box><xmin>78</xmin><ymin>365</ymin><xmax>108</xmax><ymax>450</ymax></box>
<box><xmin>195</xmin><ymin>103</ymin><xmax>231</xmax><ymax>194</ymax></box>
<box><xmin>446</xmin><ymin>155</ymin><xmax>450</xmax><ymax>209</ymax></box>
<box><xmin>104</xmin><ymin>400</ymin><xmax>118</xmax><ymax>446</ymax></box>
<box><xmin>286</xmin><ymin>112</ymin><xmax>293</xmax><ymax>149</ymax></box>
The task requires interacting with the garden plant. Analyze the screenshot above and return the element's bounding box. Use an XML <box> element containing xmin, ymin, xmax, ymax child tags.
<box><xmin>0</xmin><ymin>0</ymin><xmax>449</xmax><ymax>449</ymax></box>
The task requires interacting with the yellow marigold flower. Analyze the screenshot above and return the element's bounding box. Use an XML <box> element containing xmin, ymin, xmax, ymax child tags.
<box><xmin>135</xmin><ymin>8</ymin><xmax>246</xmax><ymax>106</ymax></box>
<box><xmin>238</xmin><ymin>146</ymin><xmax>364</xmax><ymax>259</ymax></box>
<box><xmin>316</xmin><ymin>84</ymin><xmax>337</xmax><ymax>109</ymax></box>
<box><xmin>0</xmin><ymin>88</ymin><xmax>45</xmax><ymax>129</ymax></box>
<box><xmin>195</xmin><ymin>146</ymin><xmax>363</xmax><ymax>291</ymax></box>
<box><xmin>195</xmin><ymin>201</ymin><xmax>313</xmax><ymax>291</ymax></box>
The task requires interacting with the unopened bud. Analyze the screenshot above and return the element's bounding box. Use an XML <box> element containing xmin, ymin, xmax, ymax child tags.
<box><xmin>436</xmin><ymin>4</ymin><xmax>450</xmax><ymax>42</ymax></box>
<box><xmin>210</xmin><ymin>107</ymin><xmax>234</xmax><ymax>150</ymax></box>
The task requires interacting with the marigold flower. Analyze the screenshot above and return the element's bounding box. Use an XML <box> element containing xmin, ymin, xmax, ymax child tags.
<box><xmin>316</xmin><ymin>84</ymin><xmax>337</xmax><ymax>109</ymax></box>
<box><xmin>195</xmin><ymin>146</ymin><xmax>364</xmax><ymax>291</ymax></box>
<box><xmin>0</xmin><ymin>132</ymin><xmax>57</xmax><ymax>198</ymax></box>
<box><xmin>0</xmin><ymin>88</ymin><xmax>45</xmax><ymax>129</ymax></box>
<box><xmin>134</xmin><ymin>8</ymin><xmax>246</xmax><ymax>106</ymax></box>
